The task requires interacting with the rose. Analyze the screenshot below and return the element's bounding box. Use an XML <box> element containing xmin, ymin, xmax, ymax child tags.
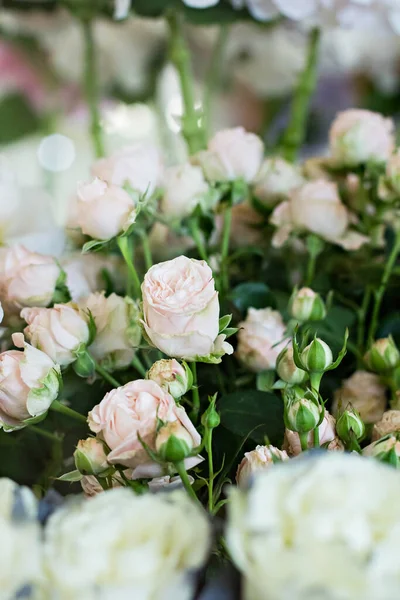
<box><xmin>74</xmin><ymin>438</ymin><xmax>109</xmax><ymax>476</ymax></box>
<box><xmin>88</xmin><ymin>379</ymin><xmax>202</xmax><ymax>477</ymax></box>
<box><xmin>0</xmin><ymin>336</ymin><xmax>60</xmax><ymax>431</ymax></box>
<box><xmin>227</xmin><ymin>452</ymin><xmax>400</xmax><ymax>600</ymax></box>
<box><xmin>161</xmin><ymin>163</ymin><xmax>209</xmax><ymax>219</ymax></box>
<box><xmin>82</xmin><ymin>292</ymin><xmax>141</xmax><ymax>370</ymax></box>
<box><xmin>253</xmin><ymin>157</ymin><xmax>304</xmax><ymax>207</ymax></box>
<box><xmin>284</xmin><ymin>410</ymin><xmax>342</xmax><ymax>456</ymax></box>
<box><xmin>194</xmin><ymin>127</ymin><xmax>264</xmax><ymax>183</ymax></box>
<box><xmin>373</xmin><ymin>410</ymin><xmax>400</xmax><ymax>441</ymax></box>
<box><xmin>236</xmin><ymin>445</ymin><xmax>289</xmax><ymax>488</ymax></box>
<box><xmin>236</xmin><ymin>308</ymin><xmax>287</xmax><ymax>372</ymax></box>
<box><xmin>148</xmin><ymin>359</ymin><xmax>192</xmax><ymax>399</ymax></box>
<box><xmin>329</xmin><ymin>109</ymin><xmax>395</xmax><ymax>166</ymax></box>
<box><xmin>142</xmin><ymin>255</ymin><xmax>232</xmax><ymax>360</ymax></box>
<box><xmin>62</xmin><ymin>253</ymin><xmax>124</xmax><ymax>302</ymax></box>
<box><xmin>75</xmin><ymin>178</ymin><xmax>136</xmax><ymax>241</ymax></box>
<box><xmin>91</xmin><ymin>143</ymin><xmax>163</xmax><ymax>197</ymax></box>
<box><xmin>44</xmin><ymin>488</ymin><xmax>211</xmax><ymax>599</ymax></box>
<box><xmin>333</xmin><ymin>370</ymin><xmax>386</xmax><ymax>425</ymax></box>
<box><xmin>21</xmin><ymin>304</ymin><xmax>90</xmax><ymax>367</ymax></box>
<box><xmin>0</xmin><ymin>245</ymin><xmax>60</xmax><ymax>312</ymax></box>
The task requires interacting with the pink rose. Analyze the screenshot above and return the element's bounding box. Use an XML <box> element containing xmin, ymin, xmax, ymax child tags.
<box><xmin>76</xmin><ymin>178</ymin><xmax>136</xmax><ymax>241</ymax></box>
<box><xmin>0</xmin><ymin>245</ymin><xmax>60</xmax><ymax>312</ymax></box>
<box><xmin>142</xmin><ymin>256</ymin><xmax>231</xmax><ymax>360</ymax></box>
<box><xmin>236</xmin><ymin>444</ymin><xmax>289</xmax><ymax>488</ymax></box>
<box><xmin>329</xmin><ymin>109</ymin><xmax>395</xmax><ymax>166</ymax></box>
<box><xmin>284</xmin><ymin>411</ymin><xmax>343</xmax><ymax>456</ymax></box>
<box><xmin>161</xmin><ymin>163</ymin><xmax>209</xmax><ymax>219</ymax></box>
<box><xmin>88</xmin><ymin>379</ymin><xmax>202</xmax><ymax>477</ymax></box>
<box><xmin>236</xmin><ymin>308</ymin><xmax>287</xmax><ymax>372</ymax></box>
<box><xmin>21</xmin><ymin>304</ymin><xmax>89</xmax><ymax>367</ymax></box>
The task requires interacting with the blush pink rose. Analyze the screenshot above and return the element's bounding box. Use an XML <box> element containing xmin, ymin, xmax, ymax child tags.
<box><xmin>142</xmin><ymin>256</ymin><xmax>229</xmax><ymax>360</ymax></box>
<box><xmin>88</xmin><ymin>379</ymin><xmax>202</xmax><ymax>478</ymax></box>
<box><xmin>76</xmin><ymin>178</ymin><xmax>136</xmax><ymax>241</ymax></box>
<box><xmin>236</xmin><ymin>308</ymin><xmax>287</xmax><ymax>372</ymax></box>
<box><xmin>236</xmin><ymin>444</ymin><xmax>289</xmax><ymax>488</ymax></box>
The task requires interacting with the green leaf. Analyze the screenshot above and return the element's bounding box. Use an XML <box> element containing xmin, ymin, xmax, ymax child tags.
<box><xmin>230</xmin><ymin>282</ymin><xmax>275</xmax><ymax>313</ymax></box>
<box><xmin>256</xmin><ymin>370</ymin><xmax>275</xmax><ymax>392</ymax></box>
<box><xmin>218</xmin><ymin>390</ymin><xmax>284</xmax><ymax>446</ymax></box>
<box><xmin>223</xmin><ymin>327</ymin><xmax>238</xmax><ymax>338</ymax></box>
<box><xmin>58</xmin><ymin>470</ymin><xmax>82</xmax><ymax>483</ymax></box>
<box><xmin>82</xmin><ymin>239</ymin><xmax>110</xmax><ymax>254</ymax></box>
<box><xmin>218</xmin><ymin>314</ymin><xmax>232</xmax><ymax>333</ymax></box>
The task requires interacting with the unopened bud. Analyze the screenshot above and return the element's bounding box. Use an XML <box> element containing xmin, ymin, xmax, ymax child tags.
<box><xmin>363</xmin><ymin>433</ymin><xmax>400</xmax><ymax>468</ymax></box>
<box><xmin>336</xmin><ymin>409</ymin><xmax>365</xmax><ymax>444</ymax></box>
<box><xmin>201</xmin><ymin>397</ymin><xmax>220</xmax><ymax>430</ymax></box>
<box><xmin>301</xmin><ymin>338</ymin><xmax>333</xmax><ymax>372</ymax></box>
<box><xmin>155</xmin><ymin>422</ymin><xmax>194</xmax><ymax>463</ymax></box>
<box><xmin>148</xmin><ymin>359</ymin><xmax>192</xmax><ymax>399</ymax></box>
<box><xmin>276</xmin><ymin>347</ymin><xmax>307</xmax><ymax>385</ymax></box>
<box><xmin>289</xmin><ymin>287</ymin><xmax>326</xmax><ymax>322</ymax></box>
<box><xmin>73</xmin><ymin>349</ymin><xmax>95</xmax><ymax>378</ymax></box>
<box><xmin>74</xmin><ymin>438</ymin><xmax>109</xmax><ymax>476</ymax></box>
<box><xmin>286</xmin><ymin>397</ymin><xmax>321</xmax><ymax>434</ymax></box>
<box><xmin>364</xmin><ymin>337</ymin><xmax>400</xmax><ymax>373</ymax></box>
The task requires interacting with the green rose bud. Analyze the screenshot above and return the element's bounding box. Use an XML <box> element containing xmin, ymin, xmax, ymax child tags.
<box><xmin>155</xmin><ymin>422</ymin><xmax>194</xmax><ymax>463</ymax></box>
<box><xmin>301</xmin><ymin>338</ymin><xmax>333</xmax><ymax>373</ymax></box>
<box><xmin>148</xmin><ymin>359</ymin><xmax>192</xmax><ymax>399</ymax></box>
<box><xmin>364</xmin><ymin>336</ymin><xmax>400</xmax><ymax>374</ymax></box>
<box><xmin>289</xmin><ymin>287</ymin><xmax>326</xmax><ymax>322</ymax></box>
<box><xmin>336</xmin><ymin>409</ymin><xmax>365</xmax><ymax>444</ymax></box>
<box><xmin>201</xmin><ymin>396</ymin><xmax>220</xmax><ymax>430</ymax></box>
<box><xmin>276</xmin><ymin>347</ymin><xmax>308</xmax><ymax>385</ymax></box>
<box><xmin>363</xmin><ymin>433</ymin><xmax>400</xmax><ymax>468</ymax></box>
<box><xmin>74</xmin><ymin>438</ymin><xmax>110</xmax><ymax>476</ymax></box>
<box><xmin>286</xmin><ymin>397</ymin><xmax>321</xmax><ymax>434</ymax></box>
<box><xmin>73</xmin><ymin>349</ymin><xmax>96</xmax><ymax>378</ymax></box>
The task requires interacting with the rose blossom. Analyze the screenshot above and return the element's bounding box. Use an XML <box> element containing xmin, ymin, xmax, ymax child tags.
<box><xmin>75</xmin><ymin>177</ymin><xmax>136</xmax><ymax>241</ymax></box>
<box><xmin>236</xmin><ymin>308</ymin><xmax>287</xmax><ymax>372</ymax></box>
<box><xmin>332</xmin><ymin>370</ymin><xmax>387</xmax><ymax>425</ymax></box>
<box><xmin>253</xmin><ymin>157</ymin><xmax>305</xmax><ymax>207</ymax></box>
<box><xmin>0</xmin><ymin>336</ymin><xmax>60</xmax><ymax>430</ymax></box>
<box><xmin>284</xmin><ymin>410</ymin><xmax>343</xmax><ymax>456</ymax></box>
<box><xmin>74</xmin><ymin>438</ymin><xmax>109</xmax><ymax>477</ymax></box>
<box><xmin>161</xmin><ymin>163</ymin><xmax>209</xmax><ymax>219</ymax></box>
<box><xmin>0</xmin><ymin>245</ymin><xmax>60</xmax><ymax>312</ymax></box>
<box><xmin>148</xmin><ymin>359</ymin><xmax>191</xmax><ymax>399</ymax></box>
<box><xmin>194</xmin><ymin>127</ymin><xmax>264</xmax><ymax>183</ymax></box>
<box><xmin>372</xmin><ymin>410</ymin><xmax>400</xmax><ymax>441</ymax></box>
<box><xmin>82</xmin><ymin>292</ymin><xmax>141</xmax><ymax>370</ymax></box>
<box><xmin>329</xmin><ymin>109</ymin><xmax>395</xmax><ymax>167</ymax></box>
<box><xmin>142</xmin><ymin>255</ymin><xmax>232</xmax><ymax>360</ymax></box>
<box><xmin>91</xmin><ymin>143</ymin><xmax>162</xmax><ymax>197</ymax></box>
<box><xmin>88</xmin><ymin>379</ymin><xmax>202</xmax><ymax>477</ymax></box>
<box><xmin>236</xmin><ymin>445</ymin><xmax>289</xmax><ymax>488</ymax></box>
<box><xmin>21</xmin><ymin>303</ymin><xmax>90</xmax><ymax>367</ymax></box>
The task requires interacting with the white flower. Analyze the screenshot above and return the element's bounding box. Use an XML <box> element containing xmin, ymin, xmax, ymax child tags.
<box><xmin>253</xmin><ymin>157</ymin><xmax>305</xmax><ymax>207</ymax></box>
<box><xmin>44</xmin><ymin>488</ymin><xmax>211</xmax><ymax>599</ymax></box>
<box><xmin>161</xmin><ymin>163</ymin><xmax>209</xmax><ymax>219</ymax></box>
<box><xmin>236</xmin><ymin>308</ymin><xmax>287</xmax><ymax>372</ymax></box>
<box><xmin>114</xmin><ymin>0</ymin><xmax>131</xmax><ymax>19</ymax></box>
<box><xmin>227</xmin><ymin>452</ymin><xmax>400</xmax><ymax>600</ymax></box>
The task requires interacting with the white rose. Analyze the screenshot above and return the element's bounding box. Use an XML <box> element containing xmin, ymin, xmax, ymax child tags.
<box><xmin>44</xmin><ymin>488</ymin><xmax>211</xmax><ymax>599</ymax></box>
<box><xmin>333</xmin><ymin>370</ymin><xmax>387</xmax><ymax>425</ymax></box>
<box><xmin>227</xmin><ymin>452</ymin><xmax>400</xmax><ymax>600</ymax></box>
<box><xmin>82</xmin><ymin>292</ymin><xmax>141</xmax><ymax>370</ymax></box>
<box><xmin>253</xmin><ymin>157</ymin><xmax>305</xmax><ymax>207</ymax></box>
<box><xmin>21</xmin><ymin>304</ymin><xmax>90</xmax><ymax>367</ymax></box>
<box><xmin>329</xmin><ymin>109</ymin><xmax>395</xmax><ymax>167</ymax></box>
<box><xmin>194</xmin><ymin>127</ymin><xmax>264</xmax><ymax>183</ymax></box>
<box><xmin>236</xmin><ymin>308</ymin><xmax>287</xmax><ymax>372</ymax></box>
<box><xmin>236</xmin><ymin>445</ymin><xmax>289</xmax><ymax>488</ymax></box>
<box><xmin>76</xmin><ymin>178</ymin><xmax>136</xmax><ymax>241</ymax></box>
<box><xmin>161</xmin><ymin>163</ymin><xmax>209</xmax><ymax>219</ymax></box>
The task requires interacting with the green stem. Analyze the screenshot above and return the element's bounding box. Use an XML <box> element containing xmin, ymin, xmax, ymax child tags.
<box><xmin>132</xmin><ymin>354</ymin><xmax>147</xmax><ymax>377</ymax></box>
<box><xmin>206</xmin><ymin>431</ymin><xmax>214</xmax><ymax>513</ymax></box>
<box><xmin>368</xmin><ymin>229</ymin><xmax>400</xmax><ymax>346</ymax></box>
<box><xmin>94</xmin><ymin>362</ymin><xmax>121</xmax><ymax>388</ymax></box>
<box><xmin>166</xmin><ymin>10</ymin><xmax>205</xmax><ymax>155</ymax></box>
<box><xmin>82</xmin><ymin>19</ymin><xmax>104</xmax><ymax>158</ymax></box>
<box><xmin>190</xmin><ymin>362</ymin><xmax>200</xmax><ymax>424</ymax></box>
<box><xmin>140</xmin><ymin>231</ymin><xmax>153</xmax><ymax>272</ymax></box>
<box><xmin>313</xmin><ymin>426</ymin><xmax>320</xmax><ymax>448</ymax></box>
<box><xmin>305</xmin><ymin>251</ymin><xmax>317</xmax><ymax>287</ymax></box>
<box><xmin>220</xmin><ymin>204</ymin><xmax>232</xmax><ymax>294</ymax></box>
<box><xmin>189</xmin><ymin>219</ymin><xmax>209</xmax><ymax>262</ymax></box>
<box><xmin>309</xmin><ymin>372</ymin><xmax>322</xmax><ymax>393</ymax></box>
<box><xmin>299</xmin><ymin>432</ymin><xmax>309</xmax><ymax>452</ymax></box>
<box><xmin>203</xmin><ymin>23</ymin><xmax>229</xmax><ymax>136</ymax></box>
<box><xmin>281</xmin><ymin>27</ymin><xmax>321</xmax><ymax>162</ymax></box>
<box><xmin>51</xmin><ymin>400</ymin><xmax>87</xmax><ymax>424</ymax></box>
<box><xmin>117</xmin><ymin>236</ymin><xmax>141</xmax><ymax>298</ymax></box>
<box><xmin>175</xmin><ymin>461</ymin><xmax>200</xmax><ymax>504</ymax></box>
<box><xmin>29</xmin><ymin>425</ymin><xmax>61</xmax><ymax>443</ymax></box>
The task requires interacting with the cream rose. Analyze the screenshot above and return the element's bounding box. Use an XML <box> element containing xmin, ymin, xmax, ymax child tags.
<box><xmin>21</xmin><ymin>303</ymin><xmax>90</xmax><ymax>367</ymax></box>
<box><xmin>372</xmin><ymin>410</ymin><xmax>400</xmax><ymax>441</ymax></box>
<box><xmin>329</xmin><ymin>109</ymin><xmax>395</xmax><ymax>166</ymax></box>
<box><xmin>253</xmin><ymin>157</ymin><xmax>305</xmax><ymax>207</ymax></box>
<box><xmin>142</xmin><ymin>255</ymin><xmax>232</xmax><ymax>360</ymax></box>
<box><xmin>284</xmin><ymin>411</ymin><xmax>342</xmax><ymax>456</ymax></box>
<box><xmin>76</xmin><ymin>177</ymin><xmax>136</xmax><ymax>241</ymax></box>
<box><xmin>44</xmin><ymin>488</ymin><xmax>210</xmax><ymax>600</ymax></box>
<box><xmin>0</xmin><ymin>244</ymin><xmax>60</xmax><ymax>312</ymax></box>
<box><xmin>333</xmin><ymin>370</ymin><xmax>387</xmax><ymax>425</ymax></box>
<box><xmin>88</xmin><ymin>379</ymin><xmax>202</xmax><ymax>477</ymax></box>
<box><xmin>236</xmin><ymin>308</ymin><xmax>287</xmax><ymax>372</ymax></box>
<box><xmin>0</xmin><ymin>337</ymin><xmax>61</xmax><ymax>431</ymax></box>
<box><xmin>194</xmin><ymin>127</ymin><xmax>264</xmax><ymax>183</ymax></box>
<box><xmin>161</xmin><ymin>163</ymin><xmax>209</xmax><ymax>219</ymax></box>
<box><xmin>148</xmin><ymin>359</ymin><xmax>192</xmax><ymax>399</ymax></box>
<box><xmin>83</xmin><ymin>292</ymin><xmax>141</xmax><ymax>370</ymax></box>
<box><xmin>91</xmin><ymin>143</ymin><xmax>163</xmax><ymax>197</ymax></box>
<box><xmin>236</xmin><ymin>445</ymin><xmax>289</xmax><ymax>488</ymax></box>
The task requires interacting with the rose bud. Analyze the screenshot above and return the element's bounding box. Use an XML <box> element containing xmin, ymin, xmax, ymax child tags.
<box><xmin>237</xmin><ymin>308</ymin><xmax>287</xmax><ymax>372</ymax></box>
<box><xmin>363</xmin><ymin>433</ymin><xmax>400</xmax><ymax>467</ymax></box>
<box><xmin>0</xmin><ymin>335</ymin><xmax>61</xmax><ymax>431</ymax></box>
<box><xmin>332</xmin><ymin>371</ymin><xmax>386</xmax><ymax>425</ymax></box>
<box><xmin>194</xmin><ymin>127</ymin><xmax>263</xmax><ymax>183</ymax></box>
<box><xmin>201</xmin><ymin>395</ymin><xmax>220</xmax><ymax>431</ymax></box>
<box><xmin>161</xmin><ymin>163</ymin><xmax>209</xmax><ymax>219</ymax></box>
<box><xmin>284</xmin><ymin>411</ymin><xmax>341</xmax><ymax>456</ymax></box>
<box><xmin>301</xmin><ymin>338</ymin><xmax>333</xmax><ymax>373</ymax></box>
<box><xmin>329</xmin><ymin>109</ymin><xmax>395</xmax><ymax>167</ymax></box>
<box><xmin>285</xmin><ymin>396</ymin><xmax>321</xmax><ymax>434</ymax></box>
<box><xmin>289</xmin><ymin>287</ymin><xmax>326</xmax><ymax>322</ymax></box>
<box><xmin>0</xmin><ymin>245</ymin><xmax>61</xmax><ymax>312</ymax></box>
<box><xmin>74</xmin><ymin>438</ymin><xmax>110</xmax><ymax>476</ymax></box>
<box><xmin>336</xmin><ymin>409</ymin><xmax>365</xmax><ymax>445</ymax></box>
<box><xmin>142</xmin><ymin>256</ymin><xmax>232</xmax><ymax>361</ymax></box>
<box><xmin>253</xmin><ymin>157</ymin><xmax>305</xmax><ymax>207</ymax></box>
<box><xmin>276</xmin><ymin>347</ymin><xmax>307</xmax><ymax>385</ymax></box>
<box><xmin>155</xmin><ymin>421</ymin><xmax>195</xmax><ymax>463</ymax></box>
<box><xmin>364</xmin><ymin>337</ymin><xmax>400</xmax><ymax>373</ymax></box>
<box><xmin>236</xmin><ymin>445</ymin><xmax>289</xmax><ymax>488</ymax></box>
<box><xmin>148</xmin><ymin>359</ymin><xmax>192</xmax><ymax>399</ymax></box>
<box><xmin>76</xmin><ymin>178</ymin><xmax>136</xmax><ymax>241</ymax></box>
<box><xmin>372</xmin><ymin>410</ymin><xmax>400</xmax><ymax>441</ymax></box>
<box><xmin>21</xmin><ymin>303</ymin><xmax>90</xmax><ymax>367</ymax></box>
